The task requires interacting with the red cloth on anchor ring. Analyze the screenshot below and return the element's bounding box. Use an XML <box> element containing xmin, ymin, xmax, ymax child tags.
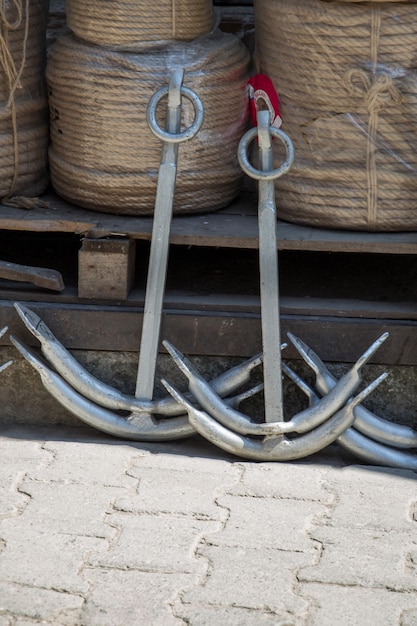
<box><xmin>248</xmin><ymin>74</ymin><xmax>282</xmax><ymax>128</ymax></box>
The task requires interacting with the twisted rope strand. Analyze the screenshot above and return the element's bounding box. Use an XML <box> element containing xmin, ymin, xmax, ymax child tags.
<box><xmin>65</xmin><ymin>0</ymin><xmax>214</xmax><ymax>50</ymax></box>
<box><xmin>255</xmin><ymin>0</ymin><xmax>417</xmax><ymax>230</ymax></box>
<box><xmin>0</xmin><ymin>0</ymin><xmax>48</xmax><ymax>200</ymax></box>
<box><xmin>46</xmin><ymin>32</ymin><xmax>250</xmax><ymax>214</ymax></box>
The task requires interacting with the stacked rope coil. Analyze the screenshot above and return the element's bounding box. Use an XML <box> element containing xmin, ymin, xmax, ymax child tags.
<box><xmin>66</xmin><ymin>0</ymin><xmax>215</xmax><ymax>50</ymax></box>
<box><xmin>255</xmin><ymin>0</ymin><xmax>417</xmax><ymax>231</ymax></box>
<box><xmin>0</xmin><ymin>0</ymin><xmax>49</xmax><ymax>202</ymax></box>
<box><xmin>46</xmin><ymin>31</ymin><xmax>250</xmax><ymax>214</ymax></box>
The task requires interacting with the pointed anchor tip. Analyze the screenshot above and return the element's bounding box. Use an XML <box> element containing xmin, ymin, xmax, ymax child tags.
<box><xmin>286</xmin><ymin>333</ymin><xmax>323</xmax><ymax>373</ymax></box>
<box><xmin>355</xmin><ymin>333</ymin><xmax>390</xmax><ymax>370</ymax></box>
<box><xmin>9</xmin><ymin>335</ymin><xmax>45</xmax><ymax>374</ymax></box>
<box><xmin>13</xmin><ymin>302</ymin><xmax>42</xmax><ymax>336</ymax></box>
<box><xmin>161</xmin><ymin>378</ymin><xmax>192</xmax><ymax>412</ymax></box>
<box><xmin>162</xmin><ymin>340</ymin><xmax>184</xmax><ymax>364</ymax></box>
<box><xmin>0</xmin><ymin>359</ymin><xmax>13</xmax><ymax>373</ymax></box>
<box><xmin>349</xmin><ymin>371</ymin><xmax>388</xmax><ymax>410</ymax></box>
<box><xmin>14</xmin><ymin>301</ymin><xmax>29</xmax><ymax>316</ymax></box>
<box><xmin>162</xmin><ymin>340</ymin><xmax>197</xmax><ymax>381</ymax></box>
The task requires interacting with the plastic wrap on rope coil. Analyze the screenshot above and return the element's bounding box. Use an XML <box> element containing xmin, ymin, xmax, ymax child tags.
<box><xmin>45</xmin><ymin>30</ymin><xmax>250</xmax><ymax>215</ymax></box>
<box><xmin>65</xmin><ymin>0</ymin><xmax>215</xmax><ymax>50</ymax></box>
<box><xmin>254</xmin><ymin>0</ymin><xmax>417</xmax><ymax>231</ymax></box>
<box><xmin>0</xmin><ymin>0</ymin><xmax>49</xmax><ymax>201</ymax></box>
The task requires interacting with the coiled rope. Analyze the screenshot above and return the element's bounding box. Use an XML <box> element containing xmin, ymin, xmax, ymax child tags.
<box><xmin>255</xmin><ymin>0</ymin><xmax>417</xmax><ymax>231</ymax></box>
<box><xmin>46</xmin><ymin>31</ymin><xmax>250</xmax><ymax>214</ymax></box>
<box><xmin>66</xmin><ymin>0</ymin><xmax>215</xmax><ymax>50</ymax></box>
<box><xmin>0</xmin><ymin>0</ymin><xmax>49</xmax><ymax>202</ymax></box>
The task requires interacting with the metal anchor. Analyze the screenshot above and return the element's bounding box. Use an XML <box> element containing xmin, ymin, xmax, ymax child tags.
<box><xmin>288</xmin><ymin>331</ymin><xmax>417</xmax><ymax>449</ymax></box>
<box><xmin>240</xmin><ymin>109</ymin><xmax>294</xmax><ymax>423</ymax></box>
<box><xmin>12</xmin><ymin>302</ymin><xmax>263</xmax><ymax>417</ymax></box>
<box><xmin>9</xmin><ymin>71</ymin><xmax>263</xmax><ymax>440</ymax></box>
<box><xmin>161</xmin><ymin>111</ymin><xmax>388</xmax><ymax>459</ymax></box>
<box><xmin>0</xmin><ymin>326</ymin><xmax>12</xmax><ymax>373</ymax></box>
<box><xmin>283</xmin><ymin>355</ymin><xmax>417</xmax><ymax>471</ymax></box>
<box><xmin>161</xmin><ymin>372</ymin><xmax>387</xmax><ymax>461</ymax></box>
<box><xmin>163</xmin><ymin>335</ymin><xmax>387</xmax><ymax>437</ymax></box>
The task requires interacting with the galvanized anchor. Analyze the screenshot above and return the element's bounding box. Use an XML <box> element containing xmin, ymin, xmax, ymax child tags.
<box><xmin>0</xmin><ymin>326</ymin><xmax>12</xmax><ymax>373</ymax></box>
<box><xmin>162</xmin><ymin>111</ymin><xmax>388</xmax><ymax>459</ymax></box>
<box><xmin>287</xmin><ymin>331</ymin><xmax>417</xmax><ymax>449</ymax></box>
<box><xmin>163</xmin><ymin>334</ymin><xmax>387</xmax><ymax>437</ymax></box>
<box><xmin>161</xmin><ymin>372</ymin><xmax>387</xmax><ymax>461</ymax></box>
<box><xmin>283</xmin><ymin>352</ymin><xmax>417</xmax><ymax>470</ymax></box>
<box><xmin>12</xmin><ymin>302</ymin><xmax>263</xmax><ymax>419</ymax></box>
<box><xmin>9</xmin><ymin>71</ymin><xmax>263</xmax><ymax>440</ymax></box>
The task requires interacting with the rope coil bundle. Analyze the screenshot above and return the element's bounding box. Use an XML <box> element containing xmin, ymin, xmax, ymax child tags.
<box><xmin>0</xmin><ymin>0</ymin><xmax>49</xmax><ymax>202</ymax></box>
<box><xmin>46</xmin><ymin>31</ymin><xmax>250</xmax><ymax>214</ymax></box>
<box><xmin>255</xmin><ymin>0</ymin><xmax>417</xmax><ymax>231</ymax></box>
<box><xmin>66</xmin><ymin>0</ymin><xmax>215</xmax><ymax>50</ymax></box>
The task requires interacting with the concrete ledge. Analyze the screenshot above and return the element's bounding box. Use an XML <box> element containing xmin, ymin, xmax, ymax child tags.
<box><xmin>1</xmin><ymin>346</ymin><xmax>416</xmax><ymax>432</ymax></box>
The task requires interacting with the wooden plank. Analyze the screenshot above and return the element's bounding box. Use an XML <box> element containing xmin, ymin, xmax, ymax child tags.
<box><xmin>0</xmin><ymin>261</ymin><xmax>64</xmax><ymax>292</ymax></box>
<box><xmin>279</xmin><ymin>297</ymin><xmax>417</xmax><ymax>320</ymax></box>
<box><xmin>2</xmin><ymin>299</ymin><xmax>417</xmax><ymax>365</ymax></box>
<box><xmin>2</xmin><ymin>192</ymin><xmax>417</xmax><ymax>254</ymax></box>
<box><xmin>3</xmin><ymin>284</ymin><xmax>417</xmax><ymax>320</ymax></box>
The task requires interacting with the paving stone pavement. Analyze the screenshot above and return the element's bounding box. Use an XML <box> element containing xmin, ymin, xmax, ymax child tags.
<box><xmin>0</xmin><ymin>425</ymin><xmax>417</xmax><ymax>625</ymax></box>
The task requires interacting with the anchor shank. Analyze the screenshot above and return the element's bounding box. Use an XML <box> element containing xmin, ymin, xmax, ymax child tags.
<box><xmin>135</xmin><ymin>68</ymin><xmax>183</xmax><ymax>400</ymax></box>
<box><xmin>257</xmin><ymin>111</ymin><xmax>284</xmax><ymax>422</ymax></box>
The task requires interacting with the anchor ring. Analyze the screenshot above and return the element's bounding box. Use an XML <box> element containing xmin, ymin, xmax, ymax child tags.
<box><xmin>238</xmin><ymin>125</ymin><xmax>295</xmax><ymax>181</ymax></box>
<box><xmin>146</xmin><ymin>85</ymin><xmax>204</xmax><ymax>144</ymax></box>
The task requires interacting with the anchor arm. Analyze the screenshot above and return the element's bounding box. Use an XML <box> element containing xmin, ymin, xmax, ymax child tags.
<box><xmin>162</xmin><ymin>375</ymin><xmax>386</xmax><ymax>461</ymax></box>
<box><xmin>338</xmin><ymin>428</ymin><xmax>417</xmax><ymax>471</ymax></box>
<box><xmin>0</xmin><ymin>325</ymin><xmax>12</xmax><ymax>373</ymax></box>
<box><xmin>284</xmin><ymin>359</ymin><xmax>417</xmax><ymax>470</ymax></box>
<box><xmin>288</xmin><ymin>331</ymin><xmax>417</xmax><ymax>449</ymax></box>
<box><xmin>164</xmin><ymin>338</ymin><xmax>385</xmax><ymax>437</ymax></box>
<box><xmin>14</xmin><ymin>303</ymin><xmax>263</xmax><ymax>417</ymax></box>
<box><xmin>163</xmin><ymin>340</ymin><xmax>286</xmax><ymax>436</ymax></box>
<box><xmin>281</xmin><ymin>332</ymin><xmax>389</xmax><ymax>434</ymax></box>
<box><xmin>10</xmin><ymin>335</ymin><xmax>195</xmax><ymax>441</ymax></box>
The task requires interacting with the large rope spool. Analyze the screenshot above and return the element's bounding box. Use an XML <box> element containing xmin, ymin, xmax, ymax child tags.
<box><xmin>46</xmin><ymin>31</ymin><xmax>250</xmax><ymax>214</ymax></box>
<box><xmin>255</xmin><ymin>0</ymin><xmax>417</xmax><ymax>231</ymax></box>
<box><xmin>65</xmin><ymin>0</ymin><xmax>215</xmax><ymax>50</ymax></box>
<box><xmin>0</xmin><ymin>0</ymin><xmax>49</xmax><ymax>202</ymax></box>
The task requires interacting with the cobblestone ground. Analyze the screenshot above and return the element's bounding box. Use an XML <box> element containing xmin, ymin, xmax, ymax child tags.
<box><xmin>0</xmin><ymin>425</ymin><xmax>416</xmax><ymax>625</ymax></box>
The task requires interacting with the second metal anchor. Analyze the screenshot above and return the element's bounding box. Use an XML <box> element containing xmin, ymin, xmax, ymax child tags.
<box><xmin>163</xmin><ymin>110</ymin><xmax>390</xmax><ymax>460</ymax></box>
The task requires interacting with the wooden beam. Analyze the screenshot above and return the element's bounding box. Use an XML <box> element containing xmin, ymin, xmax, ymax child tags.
<box><xmin>1</xmin><ymin>193</ymin><xmax>417</xmax><ymax>253</ymax></box>
<box><xmin>2</xmin><ymin>298</ymin><xmax>417</xmax><ymax>365</ymax></box>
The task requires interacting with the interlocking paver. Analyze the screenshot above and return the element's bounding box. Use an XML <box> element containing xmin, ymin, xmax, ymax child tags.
<box><xmin>87</xmin><ymin>511</ymin><xmax>219</xmax><ymax>574</ymax></box>
<box><xmin>226</xmin><ymin>461</ymin><xmax>338</xmax><ymax>503</ymax></box>
<box><xmin>0</xmin><ymin>581</ymin><xmax>84</xmax><ymax>622</ymax></box>
<box><xmin>36</xmin><ymin>439</ymin><xmax>142</xmax><ymax>488</ymax></box>
<box><xmin>319</xmin><ymin>466</ymin><xmax>417</xmax><ymax>531</ymax></box>
<box><xmin>299</xmin><ymin>526</ymin><xmax>417</xmax><ymax>591</ymax></box>
<box><xmin>0</xmin><ymin>439</ymin><xmax>52</xmax><ymax>519</ymax></box>
<box><xmin>17</xmin><ymin>480</ymin><xmax>122</xmax><ymax>538</ymax></box>
<box><xmin>81</xmin><ymin>568</ymin><xmax>193</xmax><ymax>626</ymax></box>
<box><xmin>114</xmin><ymin>465</ymin><xmax>239</xmax><ymax>520</ymax></box>
<box><xmin>175</xmin><ymin>603</ymin><xmax>298</xmax><ymax>625</ymax></box>
<box><xmin>1</xmin><ymin>427</ymin><xmax>417</xmax><ymax>625</ymax></box>
<box><xmin>211</xmin><ymin>495</ymin><xmax>324</xmax><ymax>552</ymax></box>
<box><xmin>181</xmin><ymin>543</ymin><xmax>313</xmax><ymax>616</ymax></box>
<box><xmin>297</xmin><ymin>582</ymin><xmax>417</xmax><ymax>626</ymax></box>
<box><xmin>0</xmin><ymin>526</ymin><xmax>106</xmax><ymax>594</ymax></box>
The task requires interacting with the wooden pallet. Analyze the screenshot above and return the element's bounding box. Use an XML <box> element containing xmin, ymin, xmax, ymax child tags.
<box><xmin>1</xmin><ymin>192</ymin><xmax>417</xmax><ymax>365</ymax></box>
<box><xmin>7</xmin><ymin>2</ymin><xmax>417</xmax><ymax>367</ymax></box>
